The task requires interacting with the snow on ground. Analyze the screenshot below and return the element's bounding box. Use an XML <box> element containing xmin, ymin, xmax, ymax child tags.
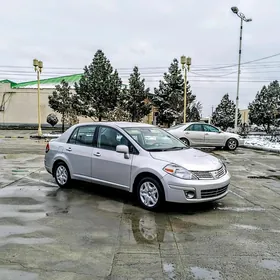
<box><xmin>42</xmin><ymin>133</ymin><xmax>61</xmax><ymax>138</ymax></box>
<box><xmin>244</xmin><ymin>135</ymin><xmax>280</xmax><ymax>151</ymax></box>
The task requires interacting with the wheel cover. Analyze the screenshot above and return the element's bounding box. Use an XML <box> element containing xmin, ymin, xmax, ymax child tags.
<box><xmin>139</xmin><ymin>182</ymin><xmax>159</xmax><ymax>207</ymax></box>
<box><xmin>56</xmin><ymin>165</ymin><xmax>68</xmax><ymax>185</ymax></box>
<box><xmin>181</xmin><ymin>138</ymin><xmax>189</xmax><ymax>145</ymax></box>
<box><xmin>228</xmin><ymin>140</ymin><xmax>237</xmax><ymax>150</ymax></box>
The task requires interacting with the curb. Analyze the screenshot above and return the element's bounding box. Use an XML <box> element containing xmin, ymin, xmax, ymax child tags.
<box><xmin>242</xmin><ymin>144</ymin><xmax>280</xmax><ymax>154</ymax></box>
<box><xmin>0</xmin><ymin>135</ymin><xmax>29</xmax><ymax>139</ymax></box>
<box><xmin>30</xmin><ymin>135</ymin><xmax>60</xmax><ymax>140</ymax></box>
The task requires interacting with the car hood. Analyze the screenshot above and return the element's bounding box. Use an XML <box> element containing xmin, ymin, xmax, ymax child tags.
<box><xmin>150</xmin><ymin>148</ymin><xmax>222</xmax><ymax>171</ymax></box>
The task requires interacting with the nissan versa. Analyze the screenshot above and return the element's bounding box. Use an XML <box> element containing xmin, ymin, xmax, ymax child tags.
<box><xmin>45</xmin><ymin>122</ymin><xmax>230</xmax><ymax>210</ymax></box>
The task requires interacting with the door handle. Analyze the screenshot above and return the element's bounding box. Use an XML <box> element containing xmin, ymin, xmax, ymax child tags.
<box><xmin>185</xmin><ymin>132</ymin><xmax>190</xmax><ymax>134</ymax></box>
<box><xmin>66</xmin><ymin>147</ymin><xmax>72</xmax><ymax>151</ymax></box>
<box><xmin>93</xmin><ymin>152</ymin><xmax>101</xmax><ymax>157</ymax></box>
<box><xmin>205</xmin><ymin>133</ymin><xmax>209</xmax><ymax>135</ymax></box>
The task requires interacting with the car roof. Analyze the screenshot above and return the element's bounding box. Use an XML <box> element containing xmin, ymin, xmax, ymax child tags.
<box><xmin>73</xmin><ymin>121</ymin><xmax>155</xmax><ymax>129</ymax></box>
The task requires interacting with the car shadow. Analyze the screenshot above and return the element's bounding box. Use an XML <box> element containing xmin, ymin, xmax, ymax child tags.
<box><xmin>67</xmin><ymin>180</ymin><xmax>219</xmax><ymax>214</ymax></box>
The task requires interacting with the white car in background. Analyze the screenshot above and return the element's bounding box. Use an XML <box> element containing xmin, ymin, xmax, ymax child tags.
<box><xmin>167</xmin><ymin>122</ymin><xmax>244</xmax><ymax>151</ymax></box>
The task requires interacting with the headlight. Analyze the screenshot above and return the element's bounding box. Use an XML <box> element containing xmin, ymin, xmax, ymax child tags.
<box><xmin>218</xmin><ymin>159</ymin><xmax>227</xmax><ymax>171</ymax></box>
<box><xmin>163</xmin><ymin>164</ymin><xmax>198</xmax><ymax>180</ymax></box>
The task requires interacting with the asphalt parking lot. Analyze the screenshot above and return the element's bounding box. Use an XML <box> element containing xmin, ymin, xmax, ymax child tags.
<box><xmin>0</xmin><ymin>138</ymin><xmax>280</xmax><ymax>280</ymax></box>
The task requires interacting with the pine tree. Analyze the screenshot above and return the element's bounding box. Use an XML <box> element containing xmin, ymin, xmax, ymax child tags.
<box><xmin>124</xmin><ymin>66</ymin><xmax>152</xmax><ymax>122</ymax></box>
<box><xmin>74</xmin><ymin>50</ymin><xmax>122</xmax><ymax>121</ymax></box>
<box><xmin>152</xmin><ymin>58</ymin><xmax>196</xmax><ymax>127</ymax></box>
<box><xmin>212</xmin><ymin>94</ymin><xmax>240</xmax><ymax>130</ymax></box>
<box><xmin>189</xmin><ymin>101</ymin><xmax>202</xmax><ymax>121</ymax></box>
<box><xmin>106</xmin><ymin>87</ymin><xmax>130</xmax><ymax>121</ymax></box>
<box><xmin>249</xmin><ymin>80</ymin><xmax>280</xmax><ymax>133</ymax></box>
<box><xmin>48</xmin><ymin>80</ymin><xmax>78</xmax><ymax>132</ymax></box>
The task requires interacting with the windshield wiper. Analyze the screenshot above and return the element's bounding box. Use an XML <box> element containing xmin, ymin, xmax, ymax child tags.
<box><xmin>163</xmin><ymin>147</ymin><xmax>187</xmax><ymax>151</ymax></box>
<box><xmin>148</xmin><ymin>147</ymin><xmax>187</xmax><ymax>152</ymax></box>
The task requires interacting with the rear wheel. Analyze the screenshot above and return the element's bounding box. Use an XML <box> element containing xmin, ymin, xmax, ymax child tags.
<box><xmin>180</xmin><ymin>137</ymin><xmax>190</xmax><ymax>146</ymax></box>
<box><xmin>137</xmin><ymin>177</ymin><xmax>165</xmax><ymax>211</ymax></box>
<box><xmin>54</xmin><ymin>162</ymin><xmax>71</xmax><ymax>188</ymax></box>
<box><xmin>226</xmin><ymin>138</ymin><xmax>238</xmax><ymax>151</ymax></box>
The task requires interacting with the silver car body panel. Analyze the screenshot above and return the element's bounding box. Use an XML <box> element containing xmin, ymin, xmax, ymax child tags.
<box><xmin>168</xmin><ymin>122</ymin><xmax>244</xmax><ymax>147</ymax></box>
<box><xmin>45</xmin><ymin>122</ymin><xmax>231</xmax><ymax>204</ymax></box>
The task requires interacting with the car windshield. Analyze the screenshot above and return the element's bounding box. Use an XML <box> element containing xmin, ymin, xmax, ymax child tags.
<box><xmin>123</xmin><ymin>127</ymin><xmax>188</xmax><ymax>151</ymax></box>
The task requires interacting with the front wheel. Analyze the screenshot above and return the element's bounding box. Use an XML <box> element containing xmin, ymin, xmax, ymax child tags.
<box><xmin>226</xmin><ymin>138</ymin><xmax>238</xmax><ymax>151</ymax></box>
<box><xmin>54</xmin><ymin>162</ymin><xmax>71</xmax><ymax>188</ymax></box>
<box><xmin>180</xmin><ymin>137</ymin><xmax>190</xmax><ymax>146</ymax></box>
<box><xmin>137</xmin><ymin>177</ymin><xmax>165</xmax><ymax>211</ymax></box>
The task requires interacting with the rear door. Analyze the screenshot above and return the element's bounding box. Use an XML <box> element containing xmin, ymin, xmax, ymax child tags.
<box><xmin>63</xmin><ymin>125</ymin><xmax>97</xmax><ymax>180</ymax></box>
<box><xmin>184</xmin><ymin>124</ymin><xmax>205</xmax><ymax>146</ymax></box>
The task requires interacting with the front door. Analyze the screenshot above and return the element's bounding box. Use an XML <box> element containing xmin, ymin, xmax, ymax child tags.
<box><xmin>63</xmin><ymin>125</ymin><xmax>96</xmax><ymax>180</ymax></box>
<box><xmin>91</xmin><ymin>126</ymin><xmax>133</xmax><ymax>190</ymax></box>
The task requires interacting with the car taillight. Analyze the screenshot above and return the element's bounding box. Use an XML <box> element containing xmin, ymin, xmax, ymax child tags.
<box><xmin>46</xmin><ymin>143</ymin><xmax>50</xmax><ymax>153</ymax></box>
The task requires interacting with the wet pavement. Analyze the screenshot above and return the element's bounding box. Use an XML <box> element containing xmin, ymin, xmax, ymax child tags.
<box><xmin>0</xmin><ymin>138</ymin><xmax>280</xmax><ymax>279</ymax></box>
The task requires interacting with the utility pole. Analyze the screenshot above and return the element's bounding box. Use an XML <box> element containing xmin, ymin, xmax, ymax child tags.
<box><xmin>231</xmin><ymin>6</ymin><xmax>252</xmax><ymax>133</ymax></box>
<box><xmin>180</xmin><ymin>55</ymin><xmax>192</xmax><ymax>123</ymax></box>
<box><xmin>33</xmin><ymin>59</ymin><xmax>43</xmax><ymax>137</ymax></box>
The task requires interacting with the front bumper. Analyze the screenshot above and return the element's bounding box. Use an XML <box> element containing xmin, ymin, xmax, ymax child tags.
<box><xmin>238</xmin><ymin>138</ymin><xmax>245</xmax><ymax>147</ymax></box>
<box><xmin>161</xmin><ymin>172</ymin><xmax>231</xmax><ymax>203</ymax></box>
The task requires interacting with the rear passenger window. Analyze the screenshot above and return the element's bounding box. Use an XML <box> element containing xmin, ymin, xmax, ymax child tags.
<box><xmin>68</xmin><ymin>126</ymin><xmax>96</xmax><ymax>146</ymax></box>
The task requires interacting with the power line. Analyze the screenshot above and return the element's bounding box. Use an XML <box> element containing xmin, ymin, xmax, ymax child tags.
<box><xmin>0</xmin><ymin>52</ymin><xmax>280</xmax><ymax>71</ymax></box>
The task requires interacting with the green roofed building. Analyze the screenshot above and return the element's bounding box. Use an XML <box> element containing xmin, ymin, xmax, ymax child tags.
<box><xmin>0</xmin><ymin>74</ymin><xmax>127</xmax><ymax>127</ymax></box>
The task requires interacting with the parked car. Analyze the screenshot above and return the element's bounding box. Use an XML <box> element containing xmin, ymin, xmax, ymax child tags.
<box><xmin>167</xmin><ymin>122</ymin><xmax>244</xmax><ymax>150</ymax></box>
<box><xmin>45</xmin><ymin>122</ymin><xmax>230</xmax><ymax>210</ymax></box>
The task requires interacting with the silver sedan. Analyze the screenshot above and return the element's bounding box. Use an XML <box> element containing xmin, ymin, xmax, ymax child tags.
<box><xmin>45</xmin><ymin>122</ymin><xmax>230</xmax><ymax>210</ymax></box>
<box><xmin>167</xmin><ymin>122</ymin><xmax>244</xmax><ymax>151</ymax></box>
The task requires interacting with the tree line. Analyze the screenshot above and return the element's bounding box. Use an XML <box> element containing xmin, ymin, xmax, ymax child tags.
<box><xmin>48</xmin><ymin>50</ymin><xmax>202</xmax><ymax>131</ymax></box>
<box><xmin>211</xmin><ymin>81</ymin><xmax>280</xmax><ymax>132</ymax></box>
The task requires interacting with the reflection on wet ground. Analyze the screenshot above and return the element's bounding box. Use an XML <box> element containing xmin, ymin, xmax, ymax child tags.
<box><xmin>0</xmin><ymin>141</ymin><xmax>280</xmax><ymax>279</ymax></box>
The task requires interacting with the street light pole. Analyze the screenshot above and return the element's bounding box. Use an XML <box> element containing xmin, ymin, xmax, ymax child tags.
<box><xmin>181</xmin><ymin>56</ymin><xmax>191</xmax><ymax>123</ymax></box>
<box><xmin>33</xmin><ymin>59</ymin><xmax>43</xmax><ymax>137</ymax></box>
<box><xmin>231</xmin><ymin>6</ymin><xmax>252</xmax><ymax>133</ymax></box>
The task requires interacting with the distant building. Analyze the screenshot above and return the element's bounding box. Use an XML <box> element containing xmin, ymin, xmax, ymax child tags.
<box><xmin>0</xmin><ymin>74</ymin><xmax>130</xmax><ymax>127</ymax></box>
<box><xmin>240</xmin><ymin>109</ymin><xmax>249</xmax><ymax>124</ymax></box>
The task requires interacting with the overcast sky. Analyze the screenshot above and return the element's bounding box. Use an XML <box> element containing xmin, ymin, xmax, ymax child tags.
<box><xmin>1</xmin><ymin>0</ymin><xmax>279</xmax><ymax>116</ymax></box>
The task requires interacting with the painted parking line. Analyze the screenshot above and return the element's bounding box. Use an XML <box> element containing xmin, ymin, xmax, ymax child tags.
<box><xmin>25</xmin><ymin>175</ymin><xmax>57</xmax><ymax>187</ymax></box>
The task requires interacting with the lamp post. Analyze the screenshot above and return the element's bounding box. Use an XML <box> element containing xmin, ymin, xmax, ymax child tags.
<box><xmin>231</xmin><ymin>6</ymin><xmax>252</xmax><ymax>133</ymax></box>
<box><xmin>33</xmin><ymin>59</ymin><xmax>43</xmax><ymax>137</ymax></box>
<box><xmin>180</xmin><ymin>55</ymin><xmax>192</xmax><ymax>123</ymax></box>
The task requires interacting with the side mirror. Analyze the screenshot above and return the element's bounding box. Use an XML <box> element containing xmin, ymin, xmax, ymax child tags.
<box><xmin>116</xmin><ymin>145</ymin><xmax>129</xmax><ymax>159</ymax></box>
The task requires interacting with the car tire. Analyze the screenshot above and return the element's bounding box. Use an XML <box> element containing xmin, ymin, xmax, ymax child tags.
<box><xmin>180</xmin><ymin>137</ymin><xmax>190</xmax><ymax>146</ymax></box>
<box><xmin>54</xmin><ymin>162</ymin><xmax>71</xmax><ymax>188</ymax></box>
<box><xmin>136</xmin><ymin>177</ymin><xmax>165</xmax><ymax>211</ymax></box>
<box><xmin>225</xmin><ymin>138</ymin><xmax>238</xmax><ymax>151</ymax></box>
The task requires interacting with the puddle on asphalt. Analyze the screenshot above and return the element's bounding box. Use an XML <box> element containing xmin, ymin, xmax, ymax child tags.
<box><xmin>259</xmin><ymin>259</ymin><xmax>280</xmax><ymax>271</ymax></box>
<box><xmin>191</xmin><ymin>266</ymin><xmax>222</xmax><ymax>280</ymax></box>
<box><xmin>0</xmin><ymin>269</ymin><xmax>38</xmax><ymax>280</ymax></box>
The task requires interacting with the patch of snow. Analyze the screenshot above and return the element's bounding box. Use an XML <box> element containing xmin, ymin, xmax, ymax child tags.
<box><xmin>244</xmin><ymin>135</ymin><xmax>280</xmax><ymax>151</ymax></box>
<box><xmin>42</xmin><ymin>133</ymin><xmax>61</xmax><ymax>138</ymax></box>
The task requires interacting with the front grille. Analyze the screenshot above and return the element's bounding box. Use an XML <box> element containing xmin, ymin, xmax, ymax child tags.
<box><xmin>192</xmin><ymin>165</ymin><xmax>226</xmax><ymax>180</ymax></box>
<box><xmin>191</xmin><ymin>171</ymin><xmax>213</xmax><ymax>180</ymax></box>
<box><xmin>201</xmin><ymin>185</ymin><xmax>228</xmax><ymax>198</ymax></box>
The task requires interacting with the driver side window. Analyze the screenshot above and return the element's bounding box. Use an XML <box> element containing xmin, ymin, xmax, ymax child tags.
<box><xmin>203</xmin><ymin>124</ymin><xmax>219</xmax><ymax>133</ymax></box>
<box><xmin>97</xmin><ymin>126</ymin><xmax>137</xmax><ymax>154</ymax></box>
